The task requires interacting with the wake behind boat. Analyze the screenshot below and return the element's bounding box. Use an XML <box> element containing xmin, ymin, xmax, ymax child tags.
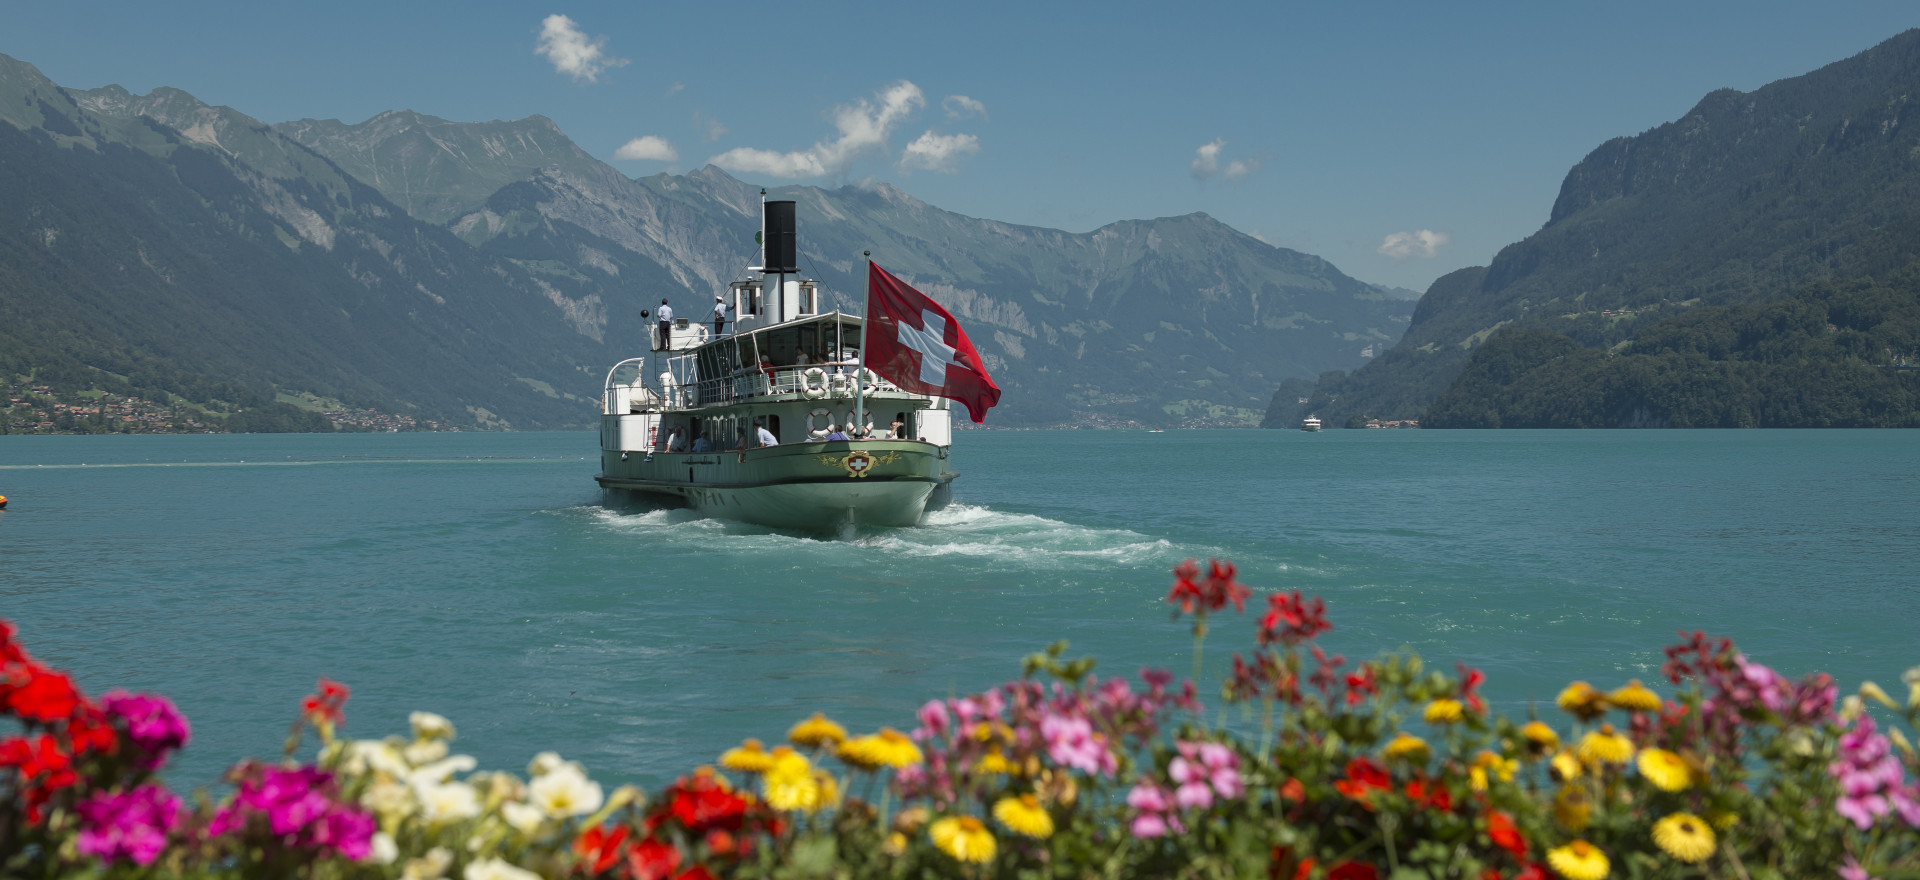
<box><xmin>595</xmin><ymin>197</ymin><xmax>1001</xmax><ymax>531</ymax></box>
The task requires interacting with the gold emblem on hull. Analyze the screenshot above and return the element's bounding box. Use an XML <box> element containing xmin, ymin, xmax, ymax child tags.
<box><xmin>815</xmin><ymin>449</ymin><xmax>901</xmax><ymax>477</ymax></box>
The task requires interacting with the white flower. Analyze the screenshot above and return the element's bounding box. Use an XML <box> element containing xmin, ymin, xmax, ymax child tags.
<box><xmin>414</xmin><ymin>779</ymin><xmax>482</xmax><ymax>824</ymax></box>
<box><xmin>403</xmin><ymin>847</ymin><xmax>454</xmax><ymax>880</ymax></box>
<box><xmin>362</xmin><ymin>780</ymin><xmax>415</xmax><ymax>820</ymax></box>
<box><xmin>342</xmin><ymin>739</ymin><xmax>411</xmax><ymax>779</ymax></box>
<box><xmin>527</xmin><ymin>751</ymin><xmax>566</xmax><ymax>777</ymax></box>
<box><xmin>368</xmin><ymin>831</ymin><xmax>399</xmax><ymax>864</ymax></box>
<box><xmin>501</xmin><ymin>800</ymin><xmax>546</xmax><ymax>836</ymax></box>
<box><xmin>404</xmin><ymin>738</ymin><xmax>451</xmax><ymax>766</ymax></box>
<box><xmin>529</xmin><ymin>763</ymin><xmax>603</xmax><ymax>818</ymax></box>
<box><xmin>414</xmin><ymin>754</ymin><xmax>478</xmax><ymax>784</ymax></box>
<box><xmin>463</xmin><ymin>857</ymin><xmax>542</xmax><ymax>880</ymax></box>
<box><xmin>410</xmin><ymin>711</ymin><xmax>457</xmax><ymax>741</ymax></box>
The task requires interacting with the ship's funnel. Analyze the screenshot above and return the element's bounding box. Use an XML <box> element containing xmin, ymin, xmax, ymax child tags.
<box><xmin>763</xmin><ymin>200</ymin><xmax>797</xmax><ymax>273</ymax></box>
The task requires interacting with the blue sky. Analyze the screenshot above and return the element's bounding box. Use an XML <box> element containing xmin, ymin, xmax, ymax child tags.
<box><xmin>4</xmin><ymin>1</ymin><xmax>1916</xmax><ymax>290</ymax></box>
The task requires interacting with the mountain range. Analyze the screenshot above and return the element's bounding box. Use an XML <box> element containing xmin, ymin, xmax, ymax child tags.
<box><xmin>1275</xmin><ymin>29</ymin><xmax>1920</xmax><ymax>429</ymax></box>
<box><xmin>0</xmin><ymin>52</ymin><xmax>1412</xmax><ymax>431</ymax></box>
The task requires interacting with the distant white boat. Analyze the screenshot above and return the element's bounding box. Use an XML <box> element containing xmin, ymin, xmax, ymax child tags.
<box><xmin>1301</xmin><ymin>415</ymin><xmax>1322</xmax><ymax>432</ymax></box>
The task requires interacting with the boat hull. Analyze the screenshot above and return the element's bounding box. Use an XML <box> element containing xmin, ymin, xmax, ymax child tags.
<box><xmin>595</xmin><ymin>439</ymin><xmax>955</xmax><ymax>530</ymax></box>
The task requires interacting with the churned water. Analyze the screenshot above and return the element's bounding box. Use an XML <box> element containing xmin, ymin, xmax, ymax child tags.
<box><xmin>1</xmin><ymin>429</ymin><xmax>1916</xmax><ymax>790</ymax></box>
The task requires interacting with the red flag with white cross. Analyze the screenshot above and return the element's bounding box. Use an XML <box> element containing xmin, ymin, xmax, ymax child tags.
<box><xmin>863</xmin><ymin>262</ymin><xmax>1002</xmax><ymax>424</ymax></box>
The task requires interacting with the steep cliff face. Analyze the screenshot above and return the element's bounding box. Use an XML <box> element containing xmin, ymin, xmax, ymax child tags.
<box><xmin>1285</xmin><ymin>29</ymin><xmax>1920</xmax><ymax>426</ymax></box>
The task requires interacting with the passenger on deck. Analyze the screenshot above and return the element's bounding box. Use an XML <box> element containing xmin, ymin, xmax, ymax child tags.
<box><xmin>691</xmin><ymin>431</ymin><xmax>713</xmax><ymax>453</ymax></box>
<box><xmin>711</xmin><ymin>295</ymin><xmax>728</xmax><ymax>337</ymax></box>
<box><xmin>891</xmin><ymin>414</ymin><xmax>907</xmax><ymax>439</ymax></box>
<box><xmin>655</xmin><ymin>299</ymin><xmax>674</xmax><ymax>351</ymax></box>
<box><xmin>825</xmin><ymin>424</ymin><xmax>849</xmax><ymax>441</ymax></box>
<box><xmin>795</xmin><ymin>349</ymin><xmax>811</xmax><ymax>365</ymax></box>
<box><xmin>666</xmin><ymin>428</ymin><xmax>687</xmax><ymax>453</ymax></box>
<box><xmin>734</xmin><ymin>429</ymin><xmax>752</xmax><ymax>451</ymax></box>
<box><xmin>755</xmin><ymin>419</ymin><xmax>779</xmax><ymax>447</ymax></box>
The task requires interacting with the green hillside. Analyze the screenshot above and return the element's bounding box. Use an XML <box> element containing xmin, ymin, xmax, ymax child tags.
<box><xmin>1281</xmin><ymin>29</ymin><xmax>1920</xmax><ymax>428</ymax></box>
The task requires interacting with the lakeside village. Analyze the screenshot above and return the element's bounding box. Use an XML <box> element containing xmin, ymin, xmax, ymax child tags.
<box><xmin>1</xmin><ymin>380</ymin><xmax>453</xmax><ymax>435</ymax></box>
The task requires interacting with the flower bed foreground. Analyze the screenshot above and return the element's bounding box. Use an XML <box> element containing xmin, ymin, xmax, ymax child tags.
<box><xmin>5</xmin><ymin>561</ymin><xmax>1920</xmax><ymax>879</ymax></box>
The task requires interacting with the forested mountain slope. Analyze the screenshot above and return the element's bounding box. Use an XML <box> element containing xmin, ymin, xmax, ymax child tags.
<box><xmin>1285</xmin><ymin>29</ymin><xmax>1920</xmax><ymax>427</ymax></box>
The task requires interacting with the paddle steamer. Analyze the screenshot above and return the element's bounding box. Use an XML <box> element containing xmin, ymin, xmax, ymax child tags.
<box><xmin>594</xmin><ymin>198</ymin><xmax>958</xmax><ymax>530</ymax></box>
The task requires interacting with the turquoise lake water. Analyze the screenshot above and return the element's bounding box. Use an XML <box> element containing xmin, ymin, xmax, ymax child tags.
<box><xmin>1</xmin><ymin>429</ymin><xmax>1916</xmax><ymax>790</ymax></box>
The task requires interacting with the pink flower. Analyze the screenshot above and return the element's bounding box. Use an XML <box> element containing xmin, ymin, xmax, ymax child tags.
<box><xmin>1039</xmin><ymin>713</ymin><xmax>1113</xmax><ymax>776</ymax></box>
<box><xmin>1126</xmin><ymin>781</ymin><xmax>1170</xmax><ymax>812</ymax></box>
<box><xmin>1170</xmin><ymin>758</ymin><xmax>1214</xmax><ymax>809</ymax></box>
<box><xmin>1840</xmin><ymin>855</ymin><xmax>1876</xmax><ymax>880</ymax></box>
<box><xmin>1832</xmin><ymin>715</ymin><xmax>1913</xmax><ymax>830</ymax></box>
<box><xmin>1130</xmin><ymin>813</ymin><xmax>1170</xmax><ymax>838</ymax></box>
<box><xmin>101</xmin><ymin>691</ymin><xmax>191</xmax><ymax>771</ymax></box>
<box><xmin>210</xmin><ymin>763</ymin><xmax>374</xmax><ymax>859</ymax></box>
<box><xmin>915</xmin><ymin>699</ymin><xmax>950</xmax><ymax>740</ymax></box>
<box><xmin>76</xmin><ymin>784</ymin><xmax>180</xmax><ymax>866</ymax></box>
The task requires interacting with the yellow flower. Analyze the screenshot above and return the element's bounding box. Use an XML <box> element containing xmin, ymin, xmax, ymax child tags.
<box><xmin>893</xmin><ymin>806</ymin><xmax>930</xmax><ymax>834</ymax></box>
<box><xmin>1651</xmin><ymin>813</ymin><xmax>1716</xmax><ymax>864</ymax></box>
<box><xmin>838</xmin><ymin>728</ymin><xmax>924</xmax><ymax>771</ymax></box>
<box><xmin>1636</xmin><ymin>748</ymin><xmax>1692</xmax><ymax>792</ymax></box>
<box><xmin>1546</xmin><ymin>840</ymin><xmax>1610</xmax><ymax>880</ymax></box>
<box><xmin>1383</xmin><ymin>732</ymin><xmax>1431</xmax><ymax>763</ymax></box>
<box><xmin>971</xmin><ymin>720</ymin><xmax>1014</xmax><ymax>744</ymax></box>
<box><xmin>764</xmin><ymin>748</ymin><xmax>828</xmax><ymax>812</ymax></box>
<box><xmin>788</xmin><ymin>713</ymin><xmax>848</xmax><ymax>748</ymax></box>
<box><xmin>992</xmin><ymin>794</ymin><xmax>1054</xmax><ymax>839</ymax></box>
<box><xmin>1607</xmin><ymin>679</ymin><xmax>1661</xmax><ymax>713</ymax></box>
<box><xmin>1425</xmin><ymin>698</ymin><xmax>1466</xmax><ymax>724</ymax></box>
<box><xmin>1553</xmin><ymin>786</ymin><xmax>1592</xmax><ymax>832</ymax></box>
<box><xmin>1550</xmin><ymin>749</ymin><xmax>1583</xmax><ymax>782</ymax></box>
<box><xmin>1469</xmin><ymin>751</ymin><xmax>1517</xmax><ymax>790</ymax></box>
<box><xmin>1522</xmin><ymin>720</ymin><xmax>1561</xmax><ymax>755</ymax></box>
<box><xmin>1577</xmin><ymin>724</ymin><xmax>1634</xmax><ymax>765</ymax></box>
<box><xmin>974</xmin><ymin>747</ymin><xmax>1012</xmax><ymax>775</ymax></box>
<box><xmin>929</xmin><ymin>815</ymin><xmax>996</xmax><ymax>864</ymax></box>
<box><xmin>719</xmin><ymin>738</ymin><xmax>775</xmax><ymax>774</ymax></box>
<box><xmin>1708</xmin><ymin>811</ymin><xmax>1738</xmax><ymax>830</ymax></box>
<box><xmin>881</xmin><ymin>831</ymin><xmax>908</xmax><ymax>857</ymax></box>
<box><xmin>1860</xmin><ymin>681</ymin><xmax>1898</xmax><ymax>710</ymax></box>
<box><xmin>1557</xmin><ymin>682</ymin><xmax>1610</xmax><ymax>722</ymax></box>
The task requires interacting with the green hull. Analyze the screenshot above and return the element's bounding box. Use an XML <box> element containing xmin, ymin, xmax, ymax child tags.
<box><xmin>596</xmin><ymin>439</ymin><xmax>956</xmax><ymax>530</ymax></box>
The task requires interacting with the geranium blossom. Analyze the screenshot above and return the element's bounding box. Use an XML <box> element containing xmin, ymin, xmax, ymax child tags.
<box><xmin>75</xmin><ymin>784</ymin><xmax>181</xmax><ymax>866</ymax></box>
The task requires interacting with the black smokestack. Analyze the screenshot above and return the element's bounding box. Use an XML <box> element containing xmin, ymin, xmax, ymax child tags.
<box><xmin>764</xmin><ymin>200</ymin><xmax>797</xmax><ymax>273</ymax></box>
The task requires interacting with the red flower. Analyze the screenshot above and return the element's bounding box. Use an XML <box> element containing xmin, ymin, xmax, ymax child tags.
<box><xmin>1457</xmin><ymin>663</ymin><xmax>1487</xmax><ymax>715</ymax></box>
<box><xmin>628</xmin><ymin>839</ymin><xmax>682</xmax><ymax>880</ymax></box>
<box><xmin>573</xmin><ymin>824</ymin><xmax>630</xmax><ymax>875</ymax></box>
<box><xmin>1344</xmin><ymin>665</ymin><xmax>1379</xmax><ymax>706</ymax></box>
<box><xmin>704</xmin><ymin>829</ymin><xmax>738</xmax><ymax>858</ymax></box>
<box><xmin>1514</xmin><ymin>863</ymin><xmax>1551</xmax><ymax>880</ymax></box>
<box><xmin>1259</xmin><ymin>591</ymin><xmax>1332</xmax><ymax>647</ymax></box>
<box><xmin>674</xmin><ymin>867</ymin><xmax>717</xmax><ymax>880</ymax></box>
<box><xmin>1278</xmin><ymin>777</ymin><xmax>1306</xmax><ymax>803</ymax></box>
<box><xmin>1166</xmin><ymin>559</ymin><xmax>1251</xmax><ymax>617</ymax></box>
<box><xmin>7</xmin><ymin>666</ymin><xmax>83</xmax><ymax>722</ymax></box>
<box><xmin>1487</xmin><ymin>809</ymin><xmax>1527</xmax><ymax>860</ymax></box>
<box><xmin>1268</xmin><ymin>847</ymin><xmax>1314</xmax><ymax>880</ymax></box>
<box><xmin>1328</xmin><ymin>862</ymin><xmax>1380</xmax><ymax>880</ymax></box>
<box><xmin>301</xmin><ymin>678</ymin><xmax>350</xmax><ymax>725</ymax></box>
<box><xmin>67</xmin><ymin>707</ymin><xmax>119</xmax><ymax>756</ymax></box>
<box><xmin>1405</xmin><ymin>776</ymin><xmax>1453</xmax><ymax>812</ymax></box>
<box><xmin>0</xmin><ymin>733</ymin><xmax>77</xmax><ymax>789</ymax></box>
<box><xmin>1335</xmin><ymin>756</ymin><xmax>1391</xmax><ymax>805</ymax></box>
<box><xmin>656</xmin><ymin>771</ymin><xmax>750</xmax><ymax>834</ymax></box>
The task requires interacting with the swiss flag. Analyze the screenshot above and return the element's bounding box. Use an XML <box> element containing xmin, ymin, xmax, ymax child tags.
<box><xmin>863</xmin><ymin>262</ymin><xmax>1002</xmax><ymax>423</ymax></box>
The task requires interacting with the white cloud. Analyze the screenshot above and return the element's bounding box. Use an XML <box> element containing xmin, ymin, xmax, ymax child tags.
<box><xmin>943</xmin><ymin>95</ymin><xmax>987</xmax><ymax>121</ymax></box>
<box><xmin>709</xmin><ymin>81</ymin><xmax>926</xmax><ymax>179</ymax></box>
<box><xmin>1191</xmin><ymin>139</ymin><xmax>1224</xmax><ymax>179</ymax></box>
<box><xmin>900</xmin><ymin>131</ymin><xmax>980</xmax><ymax>173</ymax></box>
<box><xmin>695</xmin><ymin>111</ymin><xmax>727</xmax><ymax>142</ymax></box>
<box><xmin>1377</xmin><ymin>229</ymin><xmax>1452</xmax><ymax>260</ymax></box>
<box><xmin>535</xmin><ymin>14</ymin><xmax>627</xmax><ymax>83</ymax></box>
<box><xmin>1191</xmin><ymin>138</ymin><xmax>1263</xmax><ymax>182</ymax></box>
<box><xmin>665</xmin><ymin>82</ymin><xmax>685</xmax><ymax>97</ymax></box>
<box><xmin>614</xmin><ymin>135</ymin><xmax>678</xmax><ymax>162</ymax></box>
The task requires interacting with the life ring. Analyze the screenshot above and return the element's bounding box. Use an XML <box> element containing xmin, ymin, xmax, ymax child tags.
<box><xmin>861</xmin><ymin>368</ymin><xmax>883</xmax><ymax>393</ymax></box>
<box><xmin>802</xmin><ymin>367</ymin><xmax>828</xmax><ymax>399</ymax></box>
<box><xmin>806</xmin><ymin>407</ymin><xmax>834</xmax><ymax>439</ymax></box>
<box><xmin>842</xmin><ymin>410</ymin><xmax>875</xmax><ymax>436</ymax></box>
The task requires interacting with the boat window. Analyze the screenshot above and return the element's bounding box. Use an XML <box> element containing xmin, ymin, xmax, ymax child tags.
<box><xmin>733</xmin><ymin>281</ymin><xmax>761</xmax><ymax>317</ymax></box>
<box><xmin>799</xmin><ymin>282</ymin><xmax>817</xmax><ymax>315</ymax></box>
<box><xmin>767</xmin><ymin>414</ymin><xmax>781</xmax><ymax>443</ymax></box>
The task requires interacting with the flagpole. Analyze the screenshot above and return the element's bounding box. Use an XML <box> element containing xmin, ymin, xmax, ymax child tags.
<box><xmin>855</xmin><ymin>251</ymin><xmax>871</xmax><ymax>437</ymax></box>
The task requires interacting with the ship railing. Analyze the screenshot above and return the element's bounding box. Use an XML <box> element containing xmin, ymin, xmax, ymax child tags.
<box><xmin>652</xmin><ymin>367</ymin><xmax>906</xmax><ymax>412</ymax></box>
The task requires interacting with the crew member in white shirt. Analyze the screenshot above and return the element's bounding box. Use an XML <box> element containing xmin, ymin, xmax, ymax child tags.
<box><xmin>655</xmin><ymin>299</ymin><xmax>674</xmax><ymax>350</ymax></box>
<box><xmin>755</xmin><ymin>420</ymin><xmax>779</xmax><ymax>447</ymax></box>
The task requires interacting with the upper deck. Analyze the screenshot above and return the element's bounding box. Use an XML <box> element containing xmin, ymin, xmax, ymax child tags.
<box><xmin>603</xmin><ymin>311</ymin><xmax>923</xmax><ymax>416</ymax></box>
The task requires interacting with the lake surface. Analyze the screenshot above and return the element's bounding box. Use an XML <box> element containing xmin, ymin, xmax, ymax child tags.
<box><xmin>2</xmin><ymin>429</ymin><xmax>1915</xmax><ymax>790</ymax></box>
